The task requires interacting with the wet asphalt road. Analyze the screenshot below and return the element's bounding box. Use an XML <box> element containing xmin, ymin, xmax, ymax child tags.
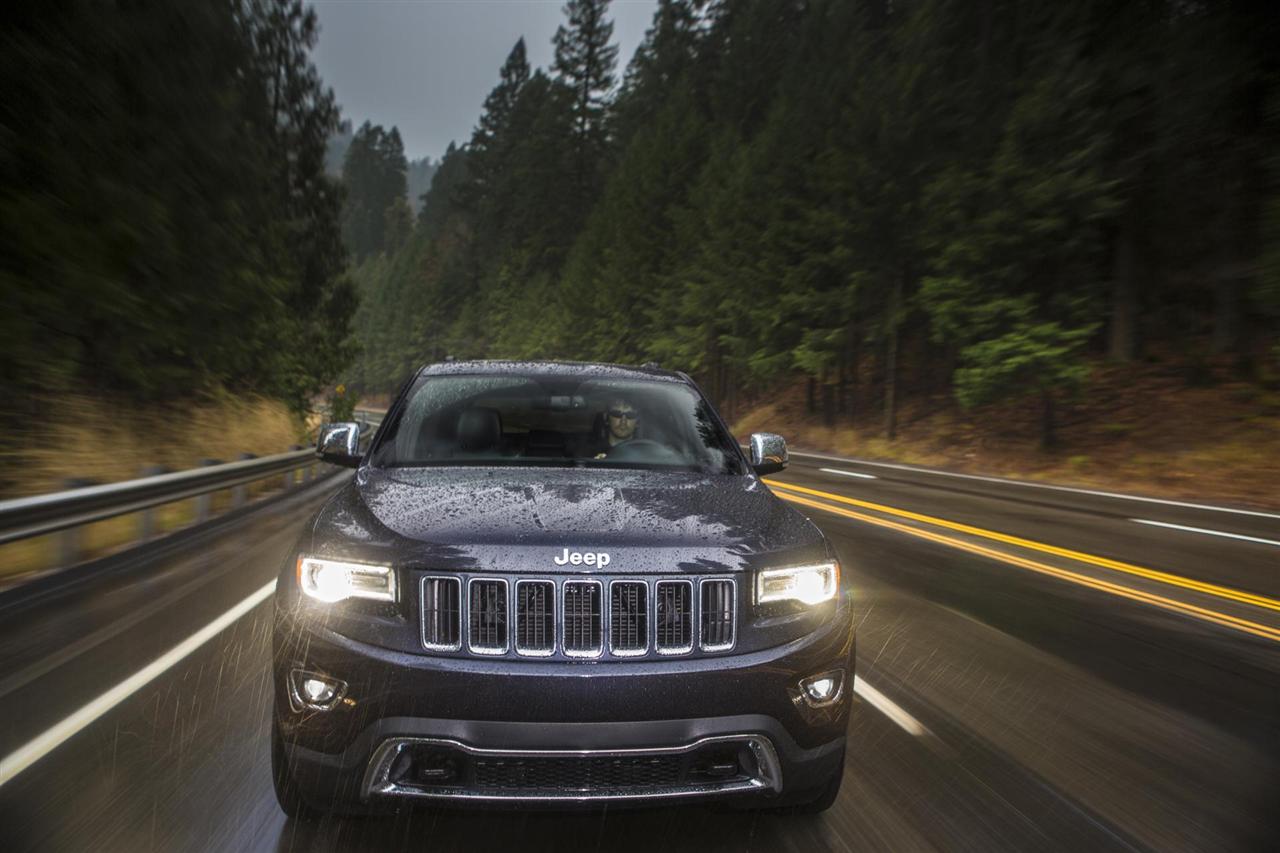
<box><xmin>1</xmin><ymin>457</ymin><xmax>1277</xmax><ymax>852</ymax></box>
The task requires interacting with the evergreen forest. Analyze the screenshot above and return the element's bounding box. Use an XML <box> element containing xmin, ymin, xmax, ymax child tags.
<box><xmin>344</xmin><ymin>0</ymin><xmax>1280</xmax><ymax>447</ymax></box>
<box><xmin>2</xmin><ymin>0</ymin><xmax>354</xmax><ymax>413</ymax></box>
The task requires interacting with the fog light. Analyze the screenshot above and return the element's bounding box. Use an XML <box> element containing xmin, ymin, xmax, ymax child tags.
<box><xmin>799</xmin><ymin>670</ymin><xmax>845</xmax><ymax>707</ymax></box>
<box><xmin>289</xmin><ymin>669</ymin><xmax>347</xmax><ymax>711</ymax></box>
<box><xmin>303</xmin><ymin>678</ymin><xmax>336</xmax><ymax>704</ymax></box>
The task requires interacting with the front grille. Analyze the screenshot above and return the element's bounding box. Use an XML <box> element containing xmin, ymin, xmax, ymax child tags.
<box><xmin>515</xmin><ymin>581</ymin><xmax>554</xmax><ymax>655</ymax></box>
<box><xmin>421</xmin><ymin>573</ymin><xmax>735</xmax><ymax>659</ymax></box>
<box><xmin>474</xmin><ymin>755</ymin><xmax>682</xmax><ymax>790</ymax></box>
<box><xmin>562</xmin><ymin>581</ymin><xmax>603</xmax><ymax>657</ymax></box>
<box><xmin>609</xmin><ymin>581</ymin><xmax>648</xmax><ymax>655</ymax></box>
<box><xmin>700</xmin><ymin>579</ymin><xmax>736</xmax><ymax>651</ymax></box>
<box><xmin>655</xmin><ymin>580</ymin><xmax>694</xmax><ymax>654</ymax></box>
<box><xmin>421</xmin><ymin>576</ymin><xmax>461</xmax><ymax>650</ymax></box>
<box><xmin>468</xmin><ymin>579</ymin><xmax>509</xmax><ymax>654</ymax></box>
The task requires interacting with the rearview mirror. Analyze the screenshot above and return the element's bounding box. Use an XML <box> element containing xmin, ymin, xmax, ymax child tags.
<box><xmin>317</xmin><ymin>422</ymin><xmax>362</xmax><ymax>468</ymax></box>
<box><xmin>749</xmin><ymin>433</ymin><xmax>788</xmax><ymax>477</ymax></box>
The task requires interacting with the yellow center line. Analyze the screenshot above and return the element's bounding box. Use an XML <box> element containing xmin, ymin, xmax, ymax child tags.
<box><xmin>773</xmin><ymin>491</ymin><xmax>1280</xmax><ymax>644</ymax></box>
<box><xmin>766</xmin><ymin>479</ymin><xmax>1280</xmax><ymax>615</ymax></box>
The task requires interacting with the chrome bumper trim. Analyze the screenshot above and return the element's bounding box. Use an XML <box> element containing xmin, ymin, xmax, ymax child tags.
<box><xmin>360</xmin><ymin>734</ymin><xmax>783</xmax><ymax>803</ymax></box>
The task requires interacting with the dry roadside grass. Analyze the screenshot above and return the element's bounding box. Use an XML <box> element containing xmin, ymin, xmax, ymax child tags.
<box><xmin>0</xmin><ymin>393</ymin><xmax>313</xmax><ymax>581</ymax></box>
<box><xmin>4</xmin><ymin>393</ymin><xmax>308</xmax><ymax>497</ymax></box>
<box><xmin>733</xmin><ymin>359</ymin><xmax>1280</xmax><ymax>511</ymax></box>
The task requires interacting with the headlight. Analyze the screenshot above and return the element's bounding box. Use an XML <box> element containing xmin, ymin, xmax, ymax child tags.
<box><xmin>297</xmin><ymin>556</ymin><xmax>397</xmax><ymax>603</ymax></box>
<box><xmin>756</xmin><ymin>561</ymin><xmax>839</xmax><ymax>606</ymax></box>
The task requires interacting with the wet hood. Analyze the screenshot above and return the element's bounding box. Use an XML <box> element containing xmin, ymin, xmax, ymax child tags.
<box><xmin>308</xmin><ymin>466</ymin><xmax>827</xmax><ymax>572</ymax></box>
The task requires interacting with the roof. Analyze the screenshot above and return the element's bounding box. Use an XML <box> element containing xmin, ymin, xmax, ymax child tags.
<box><xmin>419</xmin><ymin>359</ymin><xmax>687</xmax><ymax>383</ymax></box>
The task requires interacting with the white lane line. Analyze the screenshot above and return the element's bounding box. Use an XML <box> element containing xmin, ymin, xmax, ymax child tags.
<box><xmin>820</xmin><ymin>468</ymin><xmax>877</xmax><ymax>480</ymax></box>
<box><xmin>852</xmin><ymin>676</ymin><xmax>929</xmax><ymax>737</ymax></box>
<box><xmin>790</xmin><ymin>450</ymin><xmax>1280</xmax><ymax>520</ymax></box>
<box><xmin>1131</xmin><ymin>518</ymin><xmax>1280</xmax><ymax>548</ymax></box>
<box><xmin>0</xmin><ymin>579</ymin><xmax>277</xmax><ymax>788</ymax></box>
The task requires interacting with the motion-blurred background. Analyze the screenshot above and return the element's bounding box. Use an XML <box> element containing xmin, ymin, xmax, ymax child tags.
<box><xmin>3</xmin><ymin>0</ymin><xmax>1278</xmax><ymax>574</ymax></box>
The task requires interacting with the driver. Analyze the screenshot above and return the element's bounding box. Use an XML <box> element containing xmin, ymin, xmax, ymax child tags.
<box><xmin>592</xmin><ymin>397</ymin><xmax>639</xmax><ymax>459</ymax></box>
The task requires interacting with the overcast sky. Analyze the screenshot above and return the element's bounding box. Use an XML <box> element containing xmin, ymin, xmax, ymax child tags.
<box><xmin>312</xmin><ymin>0</ymin><xmax>658</xmax><ymax>162</ymax></box>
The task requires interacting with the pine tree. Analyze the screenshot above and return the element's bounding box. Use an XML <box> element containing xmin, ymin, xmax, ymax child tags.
<box><xmin>552</xmin><ymin>0</ymin><xmax>619</xmax><ymax>200</ymax></box>
<box><xmin>469</xmin><ymin>38</ymin><xmax>531</xmax><ymax>199</ymax></box>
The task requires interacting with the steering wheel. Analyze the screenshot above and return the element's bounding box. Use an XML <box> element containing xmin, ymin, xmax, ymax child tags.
<box><xmin>604</xmin><ymin>439</ymin><xmax>670</xmax><ymax>461</ymax></box>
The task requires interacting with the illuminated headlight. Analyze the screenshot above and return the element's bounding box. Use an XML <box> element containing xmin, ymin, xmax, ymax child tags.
<box><xmin>756</xmin><ymin>561</ymin><xmax>839</xmax><ymax>606</ymax></box>
<box><xmin>297</xmin><ymin>556</ymin><xmax>396</xmax><ymax>603</ymax></box>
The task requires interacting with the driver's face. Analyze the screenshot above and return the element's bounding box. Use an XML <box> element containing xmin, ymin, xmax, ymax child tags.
<box><xmin>607</xmin><ymin>404</ymin><xmax>638</xmax><ymax>441</ymax></box>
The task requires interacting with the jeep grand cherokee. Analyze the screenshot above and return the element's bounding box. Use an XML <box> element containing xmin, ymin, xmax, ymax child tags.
<box><xmin>271</xmin><ymin>360</ymin><xmax>854</xmax><ymax>816</ymax></box>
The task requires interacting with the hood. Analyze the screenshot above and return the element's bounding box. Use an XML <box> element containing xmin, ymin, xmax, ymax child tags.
<box><xmin>308</xmin><ymin>466</ymin><xmax>826</xmax><ymax>573</ymax></box>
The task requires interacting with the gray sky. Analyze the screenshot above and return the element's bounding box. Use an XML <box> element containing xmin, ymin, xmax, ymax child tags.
<box><xmin>312</xmin><ymin>0</ymin><xmax>659</xmax><ymax>162</ymax></box>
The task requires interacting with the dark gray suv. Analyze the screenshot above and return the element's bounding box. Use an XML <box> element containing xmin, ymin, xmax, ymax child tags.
<box><xmin>271</xmin><ymin>360</ymin><xmax>854</xmax><ymax>817</ymax></box>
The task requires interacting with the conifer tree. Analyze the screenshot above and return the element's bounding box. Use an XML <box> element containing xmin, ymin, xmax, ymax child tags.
<box><xmin>552</xmin><ymin>0</ymin><xmax>619</xmax><ymax>199</ymax></box>
<box><xmin>470</xmin><ymin>38</ymin><xmax>531</xmax><ymax>198</ymax></box>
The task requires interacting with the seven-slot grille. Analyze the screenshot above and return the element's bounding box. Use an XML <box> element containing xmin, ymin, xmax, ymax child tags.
<box><xmin>421</xmin><ymin>575</ymin><xmax>735</xmax><ymax>659</ymax></box>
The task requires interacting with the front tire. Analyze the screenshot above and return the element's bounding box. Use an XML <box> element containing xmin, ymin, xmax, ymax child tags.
<box><xmin>791</xmin><ymin>760</ymin><xmax>844</xmax><ymax>814</ymax></box>
<box><xmin>271</xmin><ymin>722</ymin><xmax>321</xmax><ymax>821</ymax></box>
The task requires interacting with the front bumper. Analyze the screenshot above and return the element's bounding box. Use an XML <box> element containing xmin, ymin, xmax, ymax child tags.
<box><xmin>274</xmin><ymin>602</ymin><xmax>854</xmax><ymax>808</ymax></box>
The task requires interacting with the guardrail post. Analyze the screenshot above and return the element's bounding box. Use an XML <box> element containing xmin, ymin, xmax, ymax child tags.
<box><xmin>232</xmin><ymin>453</ymin><xmax>255</xmax><ymax>508</ymax></box>
<box><xmin>137</xmin><ymin>465</ymin><xmax>168</xmax><ymax>541</ymax></box>
<box><xmin>285</xmin><ymin>446</ymin><xmax>303</xmax><ymax>490</ymax></box>
<box><xmin>56</xmin><ymin>477</ymin><xmax>95</xmax><ymax>566</ymax></box>
<box><xmin>194</xmin><ymin>459</ymin><xmax>221</xmax><ymax>522</ymax></box>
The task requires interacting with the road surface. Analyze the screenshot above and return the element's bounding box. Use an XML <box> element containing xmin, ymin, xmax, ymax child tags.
<box><xmin>1</xmin><ymin>454</ymin><xmax>1276</xmax><ymax>852</ymax></box>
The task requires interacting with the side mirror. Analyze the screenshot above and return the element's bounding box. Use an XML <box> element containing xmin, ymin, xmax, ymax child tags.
<box><xmin>317</xmin><ymin>422</ymin><xmax>362</xmax><ymax>468</ymax></box>
<box><xmin>749</xmin><ymin>432</ymin><xmax>788</xmax><ymax>477</ymax></box>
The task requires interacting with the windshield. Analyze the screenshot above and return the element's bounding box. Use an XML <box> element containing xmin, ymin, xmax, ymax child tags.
<box><xmin>369</xmin><ymin>373</ymin><xmax>745</xmax><ymax>474</ymax></box>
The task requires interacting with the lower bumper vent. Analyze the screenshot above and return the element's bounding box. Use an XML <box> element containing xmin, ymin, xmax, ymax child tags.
<box><xmin>475</xmin><ymin>755</ymin><xmax>682</xmax><ymax>789</ymax></box>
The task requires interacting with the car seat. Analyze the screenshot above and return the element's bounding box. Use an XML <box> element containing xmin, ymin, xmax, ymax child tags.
<box><xmin>455</xmin><ymin>407</ymin><xmax>503</xmax><ymax>456</ymax></box>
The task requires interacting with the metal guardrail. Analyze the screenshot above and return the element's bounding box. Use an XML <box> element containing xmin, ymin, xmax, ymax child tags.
<box><xmin>0</xmin><ymin>413</ymin><xmax>382</xmax><ymax>563</ymax></box>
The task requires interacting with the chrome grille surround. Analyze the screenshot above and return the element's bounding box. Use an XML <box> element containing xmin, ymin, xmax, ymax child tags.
<box><xmin>466</xmin><ymin>578</ymin><xmax>509</xmax><ymax>656</ymax></box>
<box><xmin>699</xmin><ymin>578</ymin><xmax>737</xmax><ymax>652</ymax></box>
<box><xmin>419</xmin><ymin>573</ymin><xmax>737</xmax><ymax>661</ymax></box>
<box><xmin>362</xmin><ymin>734</ymin><xmax>783</xmax><ymax>803</ymax></box>
<box><xmin>607</xmin><ymin>579</ymin><xmax>649</xmax><ymax>657</ymax></box>
<box><xmin>561</xmin><ymin>579</ymin><xmax>605</xmax><ymax>658</ymax></box>
<box><xmin>419</xmin><ymin>575</ymin><xmax>462</xmax><ymax>652</ymax></box>
<box><xmin>654</xmin><ymin>579</ymin><xmax>695</xmax><ymax>655</ymax></box>
<box><xmin>514</xmin><ymin>579</ymin><xmax>555</xmax><ymax>656</ymax></box>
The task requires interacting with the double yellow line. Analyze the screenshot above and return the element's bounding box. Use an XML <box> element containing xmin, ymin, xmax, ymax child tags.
<box><xmin>766</xmin><ymin>480</ymin><xmax>1280</xmax><ymax>644</ymax></box>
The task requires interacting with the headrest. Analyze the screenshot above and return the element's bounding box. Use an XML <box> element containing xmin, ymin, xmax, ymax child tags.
<box><xmin>456</xmin><ymin>407</ymin><xmax>502</xmax><ymax>452</ymax></box>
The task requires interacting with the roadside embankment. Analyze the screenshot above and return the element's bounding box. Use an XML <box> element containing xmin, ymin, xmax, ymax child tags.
<box><xmin>734</xmin><ymin>360</ymin><xmax>1280</xmax><ymax>511</ymax></box>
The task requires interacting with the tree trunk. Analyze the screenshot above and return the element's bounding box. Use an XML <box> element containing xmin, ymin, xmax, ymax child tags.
<box><xmin>1040</xmin><ymin>390</ymin><xmax>1056</xmax><ymax>451</ymax></box>
<box><xmin>836</xmin><ymin>356</ymin><xmax>846</xmax><ymax>416</ymax></box>
<box><xmin>822</xmin><ymin>370</ymin><xmax>835</xmax><ymax>429</ymax></box>
<box><xmin>1108</xmin><ymin>216</ymin><xmax>1139</xmax><ymax>362</ymax></box>
<box><xmin>849</xmin><ymin>319</ymin><xmax>860</xmax><ymax>425</ymax></box>
<box><xmin>884</xmin><ymin>276</ymin><xmax>902</xmax><ymax>440</ymax></box>
<box><xmin>1211</xmin><ymin>274</ymin><xmax>1242</xmax><ymax>355</ymax></box>
<box><xmin>806</xmin><ymin>376</ymin><xmax>816</xmax><ymax>414</ymax></box>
